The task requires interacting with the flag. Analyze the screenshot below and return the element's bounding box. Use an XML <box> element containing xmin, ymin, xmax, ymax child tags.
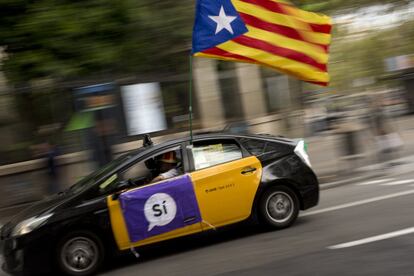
<box><xmin>192</xmin><ymin>0</ymin><xmax>332</xmax><ymax>86</ymax></box>
<box><xmin>119</xmin><ymin>175</ymin><xmax>202</xmax><ymax>243</ymax></box>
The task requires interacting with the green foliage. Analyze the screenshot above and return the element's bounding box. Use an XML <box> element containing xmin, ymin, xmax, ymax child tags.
<box><xmin>294</xmin><ymin>1</ymin><xmax>414</xmax><ymax>92</ymax></box>
<box><xmin>0</xmin><ymin>0</ymin><xmax>194</xmax><ymax>84</ymax></box>
<box><xmin>0</xmin><ymin>0</ymin><xmax>412</xmax><ymax>90</ymax></box>
<box><xmin>327</xmin><ymin>18</ymin><xmax>414</xmax><ymax>92</ymax></box>
<box><xmin>293</xmin><ymin>0</ymin><xmax>410</xmax><ymax>12</ymax></box>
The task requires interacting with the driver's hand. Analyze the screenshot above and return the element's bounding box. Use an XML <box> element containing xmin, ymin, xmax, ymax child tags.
<box><xmin>151</xmin><ymin>175</ymin><xmax>165</xmax><ymax>183</ymax></box>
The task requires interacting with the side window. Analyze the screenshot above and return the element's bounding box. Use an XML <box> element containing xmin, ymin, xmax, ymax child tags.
<box><xmin>191</xmin><ymin>140</ymin><xmax>243</xmax><ymax>170</ymax></box>
<box><xmin>97</xmin><ymin>160</ymin><xmax>151</xmax><ymax>195</ymax></box>
<box><xmin>120</xmin><ymin>161</ymin><xmax>150</xmax><ymax>183</ymax></box>
<box><xmin>98</xmin><ymin>147</ymin><xmax>184</xmax><ymax>195</ymax></box>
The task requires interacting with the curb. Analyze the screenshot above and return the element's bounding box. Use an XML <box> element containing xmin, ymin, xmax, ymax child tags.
<box><xmin>0</xmin><ymin>201</ymin><xmax>36</xmax><ymax>222</ymax></box>
<box><xmin>0</xmin><ymin>201</ymin><xmax>35</xmax><ymax>212</ymax></box>
<box><xmin>320</xmin><ymin>173</ymin><xmax>381</xmax><ymax>190</ymax></box>
<box><xmin>319</xmin><ymin>154</ymin><xmax>414</xmax><ymax>190</ymax></box>
<box><xmin>1</xmin><ymin>159</ymin><xmax>413</xmax><ymax>218</ymax></box>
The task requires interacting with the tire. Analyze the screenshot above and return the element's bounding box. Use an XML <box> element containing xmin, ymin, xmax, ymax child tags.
<box><xmin>56</xmin><ymin>230</ymin><xmax>105</xmax><ymax>276</ymax></box>
<box><xmin>258</xmin><ymin>186</ymin><xmax>300</xmax><ymax>229</ymax></box>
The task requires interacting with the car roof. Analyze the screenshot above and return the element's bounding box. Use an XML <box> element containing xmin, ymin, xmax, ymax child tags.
<box><xmin>136</xmin><ymin>132</ymin><xmax>297</xmax><ymax>154</ymax></box>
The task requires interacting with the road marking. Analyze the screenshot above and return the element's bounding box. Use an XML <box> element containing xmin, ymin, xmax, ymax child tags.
<box><xmin>381</xmin><ymin>179</ymin><xmax>414</xmax><ymax>186</ymax></box>
<box><xmin>328</xmin><ymin>227</ymin><xmax>414</xmax><ymax>249</ymax></box>
<box><xmin>356</xmin><ymin>178</ymin><xmax>394</xmax><ymax>186</ymax></box>
<box><xmin>300</xmin><ymin>189</ymin><xmax>414</xmax><ymax>217</ymax></box>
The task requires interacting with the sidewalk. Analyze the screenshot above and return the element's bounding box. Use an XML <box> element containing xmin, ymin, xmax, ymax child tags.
<box><xmin>307</xmin><ymin>114</ymin><xmax>414</xmax><ymax>184</ymax></box>
<box><xmin>319</xmin><ymin>153</ymin><xmax>414</xmax><ymax>190</ymax></box>
<box><xmin>1</xmin><ymin>154</ymin><xmax>413</xmax><ymax>224</ymax></box>
<box><xmin>1</xmin><ymin>114</ymin><xmax>414</xmax><ymax>217</ymax></box>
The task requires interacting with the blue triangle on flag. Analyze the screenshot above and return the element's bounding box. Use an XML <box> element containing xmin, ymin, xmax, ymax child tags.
<box><xmin>192</xmin><ymin>0</ymin><xmax>248</xmax><ymax>54</ymax></box>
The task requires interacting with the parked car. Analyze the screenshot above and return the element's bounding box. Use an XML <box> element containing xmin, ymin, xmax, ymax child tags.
<box><xmin>0</xmin><ymin>133</ymin><xmax>319</xmax><ymax>275</ymax></box>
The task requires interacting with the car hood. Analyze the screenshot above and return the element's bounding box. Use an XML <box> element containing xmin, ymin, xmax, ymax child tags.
<box><xmin>1</xmin><ymin>193</ymin><xmax>73</xmax><ymax>238</ymax></box>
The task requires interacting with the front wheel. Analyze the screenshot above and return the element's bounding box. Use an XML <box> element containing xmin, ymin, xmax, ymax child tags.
<box><xmin>258</xmin><ymin>186</ymin><xmax>300</xmax><ymax>229</ymax></box>
<box><xmin>56</xmin><ymin>231</ymin><xmax>105</xmax><ymax>276</ymax></box>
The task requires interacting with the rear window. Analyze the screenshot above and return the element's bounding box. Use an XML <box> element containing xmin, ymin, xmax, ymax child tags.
<box><xmin>240</xmin><ymin>139</ymin><xmax>267</xmax><ymax>156</ymax></box>
<box><xmin>240</xmin><ymin>138</ymin><xmax>291</xmax><ymax>158</ymax></box>
<box><xmin>263</xmin><ymin>142</ymin><xmax>284</xmax><ymax>154</ymax></box>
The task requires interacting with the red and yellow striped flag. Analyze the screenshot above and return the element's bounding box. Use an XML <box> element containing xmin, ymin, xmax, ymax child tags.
<box><xmin>192</xmin><ymin>0</ymin><xmax>332</xmax><ymax>86</ymax></box>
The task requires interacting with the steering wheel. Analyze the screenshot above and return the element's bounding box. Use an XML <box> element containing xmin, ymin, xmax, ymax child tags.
<box><xmin>129</xmin><ymin>174</ymin><xmax>153</xmax><ymax>186</ymax></box>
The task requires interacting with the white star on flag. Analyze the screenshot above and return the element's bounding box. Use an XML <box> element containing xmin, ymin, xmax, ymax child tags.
<box><xmin>208</xmin><ymin>6</ymin><xmax>237</xmax><ymax>35</ymax></box>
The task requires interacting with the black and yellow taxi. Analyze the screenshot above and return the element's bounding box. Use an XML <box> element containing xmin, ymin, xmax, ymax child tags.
<box><xmin>0</xmin><ymin>133</ymin><xmax>319</xmax><ymax>275</ymax></box>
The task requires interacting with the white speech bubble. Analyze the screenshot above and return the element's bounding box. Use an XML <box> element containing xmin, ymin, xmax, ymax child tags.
<box><xmin>144</xmin><ymin>193</ymin><xmax>177</xmax><ymax>232</ymax></box>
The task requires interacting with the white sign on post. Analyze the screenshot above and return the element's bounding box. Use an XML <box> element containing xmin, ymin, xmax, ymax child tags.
<box><xmin>121</xmin><ymin>83</ymin><xmax>167</xmax><ymax>136</ymax></box>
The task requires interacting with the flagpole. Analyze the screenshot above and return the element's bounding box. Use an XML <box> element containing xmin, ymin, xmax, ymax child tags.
<box><xmin>189</xmin><ymin>54</ymin><xmax>194</xmax><ymax>144</ymax></box>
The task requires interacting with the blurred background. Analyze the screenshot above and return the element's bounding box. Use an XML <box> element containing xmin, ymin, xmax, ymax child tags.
<box><xmin>0</xmin><ymin>0</ymin><xmax>414</xmax><ymax>209</ymax></box>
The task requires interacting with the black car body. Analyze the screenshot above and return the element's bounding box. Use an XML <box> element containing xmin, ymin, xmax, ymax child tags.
<box><xmin>0</xmin><ymin>133</ymin><xmax>319</xmax><ymax>275</ymax></box>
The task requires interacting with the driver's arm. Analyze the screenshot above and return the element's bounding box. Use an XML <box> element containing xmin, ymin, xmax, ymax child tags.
<box><xmin>151</xmin><ymin>168</ymin><xmax>180</xmax><ymax>183</ymax></box>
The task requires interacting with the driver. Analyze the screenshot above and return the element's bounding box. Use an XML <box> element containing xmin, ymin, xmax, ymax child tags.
<box><xmin>151</xmin><ymin>151</ymin><xmax>182</xmax><ymax>183</ymax></box>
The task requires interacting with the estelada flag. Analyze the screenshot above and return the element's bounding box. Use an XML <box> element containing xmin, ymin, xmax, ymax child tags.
<box><xmin>192</xmin><ymin>0</ymin><xmax>332</xmax><ymax>86</ymax></box>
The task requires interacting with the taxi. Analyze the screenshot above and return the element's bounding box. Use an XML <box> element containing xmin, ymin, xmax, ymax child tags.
<box><xmin>0</xmin><ymin>133</ymin><xmax>319</xmax><ymax>275</ymax></box>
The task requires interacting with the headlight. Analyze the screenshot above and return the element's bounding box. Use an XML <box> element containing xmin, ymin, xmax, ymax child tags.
<box><xmin>11</xmin><ymin>213</ymin><xmax>53</xmax><ymax>237</ymax></box>
<box><xmin>294</xmin><ymin>140</ymin><xmax>311</xmax><ymax>168</ymax></box>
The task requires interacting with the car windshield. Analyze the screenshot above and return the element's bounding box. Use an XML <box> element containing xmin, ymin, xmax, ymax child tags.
<box><xmin>67</xmin><ymin>153</ymin><xmax>135</xmax><ymax>194</ymax></box>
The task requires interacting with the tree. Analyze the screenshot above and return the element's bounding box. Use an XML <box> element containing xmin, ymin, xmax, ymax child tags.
<box><xmin>293</xmin><ymin>0</ymin><xmax>411</xmax><ymax>12</ymax></box>
<box><xmin>0</xmin><ymin>0</ymin><xmax>194</xmax><ymax>84</ymax></box>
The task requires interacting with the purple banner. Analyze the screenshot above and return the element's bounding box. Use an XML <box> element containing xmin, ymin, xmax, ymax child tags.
<box><xmin>119</xmin><ymin>174</ymin><xmax>202</xmax><ymax>242</ymax></box>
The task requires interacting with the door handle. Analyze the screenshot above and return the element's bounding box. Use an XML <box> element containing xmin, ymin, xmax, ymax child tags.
<box><xmin>241</xmin><ymin>167</ymin><xmax>257</xmax><ymax>175</ymax></box>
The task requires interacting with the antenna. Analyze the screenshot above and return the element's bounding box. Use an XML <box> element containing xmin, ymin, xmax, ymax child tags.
<box><xmin>143</xmin><ymin>134</ymin><xmax>153</xmax><ymax>147</ymax></box>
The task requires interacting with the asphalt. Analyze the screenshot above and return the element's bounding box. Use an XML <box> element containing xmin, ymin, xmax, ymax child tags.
<box><xmin>2</xmin><ymin>164</ymin><xmax>414</xmax><ymax>275</ymax></box>
<box><xmin>1</xmin><ymin>151</ymin><xmax>414</xmax><ymax>275</ymax></box>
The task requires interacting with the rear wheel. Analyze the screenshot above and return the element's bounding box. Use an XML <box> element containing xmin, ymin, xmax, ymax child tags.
<box><xmin>56</xmin><ymin>231</ymin><xmax>104</xmax><ymax>276</ymax></box>
<box><xmin>258</xmin><ymin>186</ymin><xmax>299</xmax><ymax>229</ymax></box>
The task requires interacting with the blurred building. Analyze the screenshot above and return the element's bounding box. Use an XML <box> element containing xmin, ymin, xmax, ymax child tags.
<box><xmin>0</xmin><ymin>59</ymin><xmax>305</xmax><ymax>166</ymax></box>
<box><xmin>0</xmin><ymin>58</ymin><xmax>309</xmax><ymax>206</ymax></box>
<box><xmin>383</xmin><ymin>54</ymin><xmax>414</xmax><ymax>113</ymax></box>
<box><xmin>0</xmin><ymin>55</ymin><xmax>21</xmax><ymax>165</ymax></box>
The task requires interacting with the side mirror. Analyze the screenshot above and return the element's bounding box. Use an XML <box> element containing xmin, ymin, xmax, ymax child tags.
<box><xmin>111</xmin><ymin>180</ymin><xmax>131</xmax><ymax>200</ymax></box>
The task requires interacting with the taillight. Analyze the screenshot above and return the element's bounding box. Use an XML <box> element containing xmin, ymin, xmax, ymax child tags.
<box><xmin>294</xmin><ymin>140</ymin><xmax>311</xmax><ymax>167</ymax></box>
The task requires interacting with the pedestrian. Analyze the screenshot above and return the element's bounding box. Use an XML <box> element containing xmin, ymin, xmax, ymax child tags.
<box><xmin>45</xmin><ymin>141</ymin><xmax>60</xmax><ymax>195</ymax></box>
<box><xmin>370</xmin><ymin>98</ymin><xmax>403</xmax><ymax>166</ymax></box>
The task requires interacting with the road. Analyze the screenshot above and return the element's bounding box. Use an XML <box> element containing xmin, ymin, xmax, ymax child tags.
<box><xmin>2</xmin><ymin>168</ymin><xmax>414</xmax><ymax>276</ymax></box>
<box><xmin>102</xmin><ymin>170</ymin><xmax>414</xmax><ymax>276</ymax></box>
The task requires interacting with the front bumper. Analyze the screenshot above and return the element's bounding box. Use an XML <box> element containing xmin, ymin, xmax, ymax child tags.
<box><xmin>1</xmin><ymin>237</ymin><xmax>24</xmax><ymax>275</ymax></box>
<box><xmin>1</xmin><ymin>232</ymin><xmax>53</xmax><ymax>275</ymax></box>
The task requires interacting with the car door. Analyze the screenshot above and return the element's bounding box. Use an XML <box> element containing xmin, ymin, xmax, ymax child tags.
<box><xmin>188</xmin><ymin>138</ymin><xmax>262</xmax><ymax>229</ymax></box>
<box><xmin>107</xmin><ymin>145</ymin><xmax>203</xmax><ymax>251</ymax></box>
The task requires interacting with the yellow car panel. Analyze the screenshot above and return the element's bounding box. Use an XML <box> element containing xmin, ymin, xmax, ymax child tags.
<box><xmin>107</xmin><ymin>156</ymin><xmax>262</xmax><ymax>250</ymax></box>
<box><xmin>190</xmin><ymin>156</ymin><xmax>262</xmax><ymax>230</ymax></box>
<box><xmin>107</xmin><ymin>195</ymin><xmax>131</xmax><ymax>250</ymax></box>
